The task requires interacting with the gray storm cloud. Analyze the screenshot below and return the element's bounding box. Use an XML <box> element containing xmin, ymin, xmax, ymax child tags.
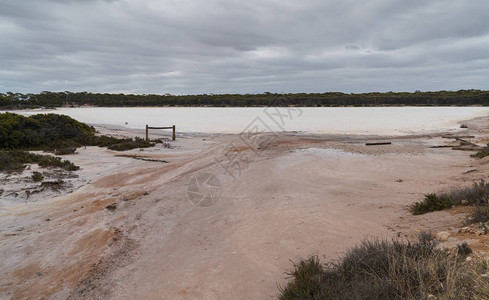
<box><xmin>1</xmin><ymin>0</ymin><xmax>488</xmax><ymax>94</ymax></box>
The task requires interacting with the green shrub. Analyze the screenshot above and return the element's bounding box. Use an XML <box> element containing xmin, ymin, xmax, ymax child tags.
<box><xmin>0</xmin><ymin>113</ymin><xmax>156</xmax><ymax>173</ymax></box>
<box><xmin>54</xmin><ymin>147</ymin><xmax>77</xmax><ymax>155</ymax></box>
<box><xmin>0</xmin><ymin>150</ymin><xmax>79</xmax><ymax>173</ymax></box>
<box><xmin>411</xmin><ymin>181</ymin><xmax>489</xmax><ymax>215</ymax></box>
<box><xmin>0</xmin><ymin>113</ymin><xmax>155</xmax><ymax>153</ymax></box>
<box><xmin>410</xmin><ymin>193</ymin><xmax>452</xmax><ymax>215</ymax></box>
<box><xmin>106</xmin><ymin>137</ymin><xmax>154</xmax><ymax>151</ymax></box>
<box><xmin>0</xmin><ymin>112</ymin><xmax>94</xmax><ymax>149</ymax></box>
<box><xmin>0</xmin><ymin>150</ymin><xmax>25</xmax><ymax>172</ymax></box>
<box><xmin>31</xmin><ymin>171</ymin><xmax>43</xmax><ymax>182</ymax></box>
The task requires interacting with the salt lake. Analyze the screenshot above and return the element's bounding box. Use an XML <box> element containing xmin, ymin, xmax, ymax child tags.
<box><xmin>5</xmin><ymin>106</ymin><xmax>489</xmax><ymax>136</ymax></box>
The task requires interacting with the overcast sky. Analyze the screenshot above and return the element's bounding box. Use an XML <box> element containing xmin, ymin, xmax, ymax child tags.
<box><xmin>1</xmin><ymin>0</ymin><xmax>488</xmax><ymax>95</ymax></box>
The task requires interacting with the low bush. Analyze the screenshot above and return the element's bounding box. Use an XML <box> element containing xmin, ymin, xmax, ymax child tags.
<box><xmin>53</xmin><ymin>146</ymin><xmax>77</xmax><ymax>155</ymax></box>
<box><xmin>43</xmin><ymin>134</ymin><xmax>154</xmax><ymax>152</ymax></box>
<box><xmin>0</xmin><ymin>112</ymin><xmax>156</xmax><ymax>153</ymax></box>
<box><xmin>0</xmin><ymin>150</ymin><xmax>79</xmax><ymax>173</ymax></box>
<box><xmin>445</xmin><ymin>180</ymin><xmax>489</xmax><ymax>206</ymax></box>
<box><xmin>410</xmin><ymin>193</ymin><xmax>452</xmax><ymax>215</ymax></box>
<box><xmin>0</xmin><ymin>150</ymin><xmax>25</xmax><ymax>172</ymax></box>
<box><xmin>279</xmin><ymin>233</ymin><xmax>489</xmax><ymax>300</ymax></box>
<box><xmin>31</xmin><ymin>171</ymin><xmax>43</xmax><ymax>182</ymax></box>
<box><xmin>279</xmin><ymin>256</ymin><xmax>327</xmax><ymax>299</ymax></box>
<box><xmin>0</xmin><ymin>112</ymin><xmax>94</xmax><ymax>149</ymax></box>
<box><xmin>468</xmin><ymin>204</ymin><xmax>489</xmax><ymax>224</ymax></box>
<box><xmin>106</xmin><ymin>137</ymin><xmax>153</xmax><ymax>151</ymax></box>
<box><xmin>411</xmin><ymin>181</ymin><xmax>489</xmax><ymax>215</ymax></box>
<box><xmin>472</xmin><ymin>147</ymin><xmax>489</xmax><ymax>159</ymax></box>
<box><xmin>0</xmin><ymin>113</ymin><xmax>157</xmax><ymax>174</ymax></box>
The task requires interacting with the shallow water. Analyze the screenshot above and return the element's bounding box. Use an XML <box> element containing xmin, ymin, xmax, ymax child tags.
<box><xmin>5</xmin><ymin>106</ymin><xmax>489</xmax><ymax>135</ymax></box>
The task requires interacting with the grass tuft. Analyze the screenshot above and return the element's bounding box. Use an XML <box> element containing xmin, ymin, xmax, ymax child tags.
<box><xmin>468</xmin><ymin>204</ymin><xmax>489</xmax><ymax>224</ymax></box>
<box><xmin>279</xmin><ymin>256</ymin><xmax>328</xmax><ymax>299</ymax></box>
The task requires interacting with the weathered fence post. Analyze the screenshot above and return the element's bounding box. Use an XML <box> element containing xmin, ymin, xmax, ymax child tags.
<box><xmin>172</xmin><ymin>125</ymin><xmax>176</xmax><ymax>141</ymax></box>
<box><xmin>145</xmin><ymin>125</ymin><xmax>149</xmax><ymax>141</ymax></box>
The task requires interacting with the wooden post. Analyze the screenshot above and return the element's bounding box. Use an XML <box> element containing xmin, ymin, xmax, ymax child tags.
<box><xmin>366</xmin><ymin>142</ymin><xmax>391</xmax><ymax>146</ymax></box>
<box><xmin>145</xmin><ymin>125</ymin><xmax>175</xmax><ymax>141</ymax></box>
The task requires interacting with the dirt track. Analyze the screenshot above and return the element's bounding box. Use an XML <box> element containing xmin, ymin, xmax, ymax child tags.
<box><xmin>2</xmin><ymin>116</ymin><xmax>489</xmax><ymax>299</ymax></box>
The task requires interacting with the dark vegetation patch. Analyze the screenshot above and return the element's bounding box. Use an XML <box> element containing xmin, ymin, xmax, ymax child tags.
<box><xmin>104</xmin><ymin>137</ymin><xmax>153</xmax><ymax>151</ymax></box>
<box><xmin>279</xmin><ymin>233</ymin><xmax>489</xmax><ymax>300</ymax></box>
<box><xmin>114</xmin><ymin>154</ymin><xmax>168</xmax><ymax>163</ymax></box>
<box><xmin>0</xmin><ymin>150</ymin><xmax>79</xmax><ymax>172</ymax></box>
<box><xmin>0</xmin><ymin>112</ymin><xmax>154</xmax><ymax>152</ymax></box>
<box><xmin>31</xmin><ymin>171</ymin><xmax>43</xmax><ymax>182</ymax></box>
<box><xmin>54</xmin><ymin>147</ymin><xmax>77</xmax><ymax>155</ymax></box>
<box><xmin>0</xmin><ymin>113</ymin><xmax>156</xmax><ymax>173</ymax></box>
<box><xmin>471</xmin><ymin>147</ymin><xmax>489</xmax><ymax>159</ymax></box>
<box><xmin>457</xmin><ymin>242</ymin><xmax>473</xmax><ymax>257</ymax></box>
<box><xmin>0</xmin><ymin>112</ymin><xmax>94</xmax><ymax>150</ymax></box>
<box><xmin>410</xmin><ymin>180</ymin><xmax>489</xmax><ymax>215</ymax></box>
<box><xmin>105</xmin><ymin>203</ymin><xmax>117</xmax><ymax>211</ymax></box>
<box><xmin>410</xmin><ymin>193</ymin><xmax>452</xmax><ymax>215</ymax></box>
<box><xmin>410</xmin><ymin>181</ymin><xmax>489</xmax><ymax>233</ymax></box>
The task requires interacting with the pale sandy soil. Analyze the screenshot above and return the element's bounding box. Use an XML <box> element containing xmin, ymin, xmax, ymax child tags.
<box><xmin>2</xmin><ymin>116</ymin><xmax>489</xmax><ymax>299</ymax></box>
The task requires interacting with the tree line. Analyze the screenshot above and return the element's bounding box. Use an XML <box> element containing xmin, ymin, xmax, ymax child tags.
<box><xmin>1</xmin><ymin>90</ymin><xmax>489</xmax><ymax>108</ymax></box>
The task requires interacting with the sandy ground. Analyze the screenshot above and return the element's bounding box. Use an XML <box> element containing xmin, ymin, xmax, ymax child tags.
<box><xmin>2</xmin><ymin>117</ymin><xmax>489</xmax><ymax>299</ymax></box>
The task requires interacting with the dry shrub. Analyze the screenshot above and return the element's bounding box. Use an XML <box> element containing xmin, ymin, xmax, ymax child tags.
<box><xmin>279</xmin><ymin>232</ymin><xmax>489</xmax><ymax>300</ymax></box>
